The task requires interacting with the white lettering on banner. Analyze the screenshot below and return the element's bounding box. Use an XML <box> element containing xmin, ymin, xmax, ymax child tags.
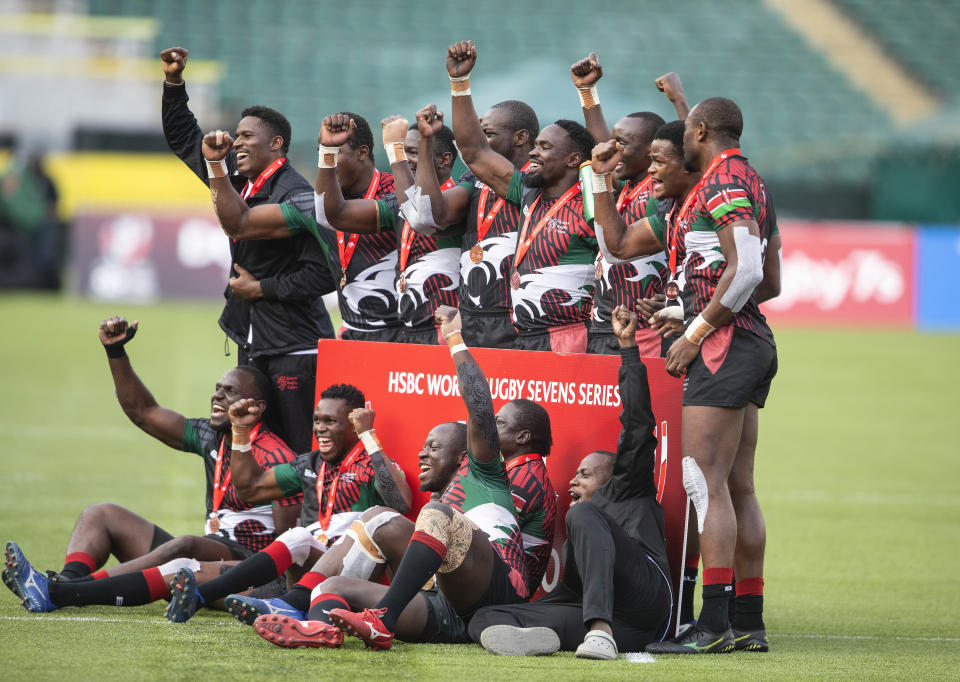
<box><xmin>177</xmin><ymin>219</ymin><xmax>232</xmax><ymax>269</ymax></box>
<box><xmin>386</xmin><ymin>371</ymin><xmax>620</xmax><ymax>407</ymax></box>
<box><xmin>767</xmin><ymin>249</ymin><xmax>905</xmax><ymax>310</ymax></box>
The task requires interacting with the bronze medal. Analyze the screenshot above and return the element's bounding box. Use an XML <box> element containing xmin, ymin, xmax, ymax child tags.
<box><xmin>510</xmin><ymin>269</ymin><xmax>521</xmax><ymax>290</ymax></box>
<box><xmin>470</xmin><ymin>244</ymin><xmax>484</xmax><ymax>263</ymax></box>
<box><xmin>398</xmin><ymin>274</ymin><xmax>408</xmax><ymax>294</ymax></box>
<box><xmin>595</xmin><ymin>259</ymin><xmax>603</xmax><ymax>282</ymax></box>
<box><xmin>209</xmin><ymin>514</ymin><xmax>220</xmax><ymax>534</ymax></box>
<box><xmin>665</xmin><ymin>280</ymin><xmax>680</xmax><ymax>301</ymax></box>
<box><xmin>339</xmin><ymin>274</ymin><xmax>347</xmax><ymax>289</ymax></box>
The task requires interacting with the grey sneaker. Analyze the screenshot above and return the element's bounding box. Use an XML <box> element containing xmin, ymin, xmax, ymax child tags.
<box><xmin>480</xmin><ymin>625</ymin><xmax>561</xmax><ymax>656</ymax></box>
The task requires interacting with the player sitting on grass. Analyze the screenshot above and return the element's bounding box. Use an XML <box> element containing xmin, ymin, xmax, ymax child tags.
<box><xmin>3</xmin><ymin>315</ymin><xmax>301</xmax><ymax>612</ymax></box>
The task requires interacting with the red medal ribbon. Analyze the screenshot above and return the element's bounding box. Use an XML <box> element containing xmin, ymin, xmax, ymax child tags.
<box><xmin>504</xmin><ymin>452</ymin><xmax>543</xmax><ymax>472</ymax></box>
<box><xmin>315</xmin><ymin>441</ymin><xmax>366</xmax><ymax>530</ymax></box>
<box><xmin>240</xmin><ymin>157</ymin><xmax>286</xmax><ymax>201</ymax></box>
<box><xmin>399</xmin><ymin>176</ymin><xmax>456</xmax><ymax>271</ymax></box>
<box><xmin>338</xmin><ymin>169</ymin><xmax>381</xmax><ymax>276</ymax></box>
<box><xmin>616</xmin><ymin>174</ymin><xmax>654</xmax><ymax>214</ymax></box>
<box><xmin>667</xmin><ymin>148</ymin><xmax>740</xmax><ymax>277</ymax></box>
<box><xmin>513</xmin><ymin>182</ymin><xmax>582</xmax><ymax>270</ymax></box>
<box><xmin>214</xmin><ymin>423</ymin><xmax>262</xmax><ymax>513</ymax></box>
<box><xmin>475</xmin><ymin>161</ymin><xmax>532</xmax><ymax>244</ymax></box>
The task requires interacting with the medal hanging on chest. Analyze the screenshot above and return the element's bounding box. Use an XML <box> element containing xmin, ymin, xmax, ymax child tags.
<box><xmin>594</xmin><ymin>254</ymin><xmax>604</xmax><ymax>282</ymax></box>
<box><xmin>339</xmin><ymin>170</ymin><xmax>381</xmax><ymax>290</ymax></box>
<box><xmin>469</xmin><ymin>244</ymin><xmax>484</xmax><ymax>263</ymax></box>
<box><xmin>510</xmin><ymin>268</ymin><xmax>521</xmax><ymax>290</ymax></box>
<box><xmin>397</xmin><ymin>274</ymin><xmax>408</xmax><ymax>294</ymax></box>
<box><xmin>209</xmin><ymin>424</ymin><xmax>261</xmax><ymax>535</ymax></box>
<box><xmin>511</xmin><ymin>183</ymin><xmax>581</xmax><ymax>293</ymax></box>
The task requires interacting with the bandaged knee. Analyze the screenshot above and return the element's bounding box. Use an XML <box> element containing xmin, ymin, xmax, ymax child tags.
<box><xmin>682</xmin><ymin>456</ymin><xmax>709</xmax><ymax>534</ymax></box>
<box><xmin>276</xmin><ymin>526</ymin><xmax>325</xmax><ymax>566</ymax></box>
<box><xmin>414</xmin><ymin>507</ymin><xmax>476</xmax><ymax>573</ymax></box>
<box><xmin>157</xmin><ymin>557</ymin><xmax>201</xmax><ymax>577</ymax></box>
<box><xmin>340</xmin><ymin>511</ymin><xmax>400</xmax><ymax>580</ymax></box>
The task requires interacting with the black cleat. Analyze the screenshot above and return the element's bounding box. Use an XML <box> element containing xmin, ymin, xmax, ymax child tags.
<box><xmin>645</xmin><ymin>625</ymin><xmax>735</xmax><ymax>654</ymax></box>
<box><xmin>733</xmin><ymin>627</ymin><xmax>769</xmax><ymax>652</ymax></box>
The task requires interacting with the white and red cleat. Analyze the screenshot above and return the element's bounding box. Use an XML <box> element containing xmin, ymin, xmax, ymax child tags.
<box><xmin>253</xmin><ymin>614</ymin><xmax>344</xmax><ymax>649</ymax></box>
<box><xmin>329</xmin><ymin>607</ymin><xmax>395</xmax><ymax>650</ymax></box>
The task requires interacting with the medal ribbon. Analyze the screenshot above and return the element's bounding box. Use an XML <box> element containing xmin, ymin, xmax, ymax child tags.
<box><xmin>399</xmin><ymin>177</ymin><xmax>456</xmax><ymax>271</ymax></box>
<box><xmin>667</xmin><ymin>148</ymin><xmax>740</xmax><ymax>277</ymax></box>
<box><xmin>513</xmin><ymin>182</ymin><xmax>582</xmax><ymax>269</ymax></box>
<box><xmin>240</xmin><ymin>157</ymin><xmax>286</xmax><ymax>201</ymax></box>
<box><xmin>475</xmin><ymin>161</ymin><xmax>532</xmax><ymax>244</ymax></box>
<box><xmin>504</xmin><ymin>452</ymin><xmax>542</xmax><ymax>472</ymax></box>
<box><xmin>316</xmin><ymin>441</ymin><xmax>366</xmax><ymax>531</ymax></box>
<box><xmin>213</xmin><ymin>423</ymin><xmax>262</xmax><ymax>513</ymax></box>
<box><xmin>616</xmin><ymin>174</ymin><xmax>654</xmax><ymax>213</ymax></box>
<box><xmin>338</xmin><ymin>169</ymin><xmax>381</xmax><ymax>276</ymax></box>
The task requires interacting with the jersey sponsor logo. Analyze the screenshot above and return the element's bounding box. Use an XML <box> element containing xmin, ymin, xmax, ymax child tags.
<box><xmin>303</xmin><ymin>469</ymin><xmax>318</xmax><ymax>480</ymax></box>
<box><xmin>275</xmin><ymin>376</ymin><xmax>299</xmax><ymax>391</ymax></box>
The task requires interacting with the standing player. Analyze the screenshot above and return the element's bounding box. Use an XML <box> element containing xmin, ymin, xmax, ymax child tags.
<box><xmin>160</xmin><ymin>47</ymin><xmax>334</xmax><ymax>453</ymax></box>
<box><xmin>402</xmin><ymin>101</ymin><xmax>539</xmax><ymax>348</ymax></box>
<box><xmin>447</xmin><ymin>41</ymin><xmax>598</xmax><ymax>353</ymax></box>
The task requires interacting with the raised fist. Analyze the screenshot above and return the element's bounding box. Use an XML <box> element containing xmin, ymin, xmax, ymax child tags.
<box><xmin>381</xmin><ymin>115</ymin><xmax>410</xmax><ymax>145</ymax></box>
<box><xmin>637</xmin><ymin>294</ymin><xmax>666</xmax><ymax>322</ymax></box>
<box><xmin>446</xmin><ymin>40</ymin><xmax>477</xmax><ymax>79</ymax></box>
<box><xmin>99</xmin><ymin>315</ymin><xmax>138</xmax><ymax>346</ymax></box>
<box><xmin>655</xmin><ymin>72</ymin><xmax>685</xmax><ymax>102</ymax></box>
<box><xmin>202</xmin><ymin>130</ymin><xmax>233</xmax><ymax>161</ymax></box>
<box><xmin>348</xmin><ymin>407</ymin><xmax>375</xmax><ymax>435</ymax></box>
<box><xmin>591</xmin><ymin>140</ymin><xmax>623</xmax><ymax>175</ymax></box>
<box><xmin>434</xmin><ymin>305</ymin><xmax>462</xmax><ymax>339</ymax></box>
<box><xmin>415</xmin><ymin>105</ymin><xmax>444</xmax><ymax>138</ymax></box>
<box><xmin>611</xmin><ymin>305</ymin><xmax>638</xmax><ymax>342</ymax></box>
<box><xmin>570</xmin><ymin>52</ymin><xmax>603</xmax><ymax>89</ymax></box>
<box><xmin>320</xmin><ymin>115</ymin><xmax>356</xmax><ymax>148</ymax></box>
<box><xmin>228</xmin><ymin>397</ymin><xmax>262</xmax><ymax>428</ymax></box>
<box><xmin>160</xmin><ymin>47</ymin><xmax>189</xmax><ymax>84</ymax></box>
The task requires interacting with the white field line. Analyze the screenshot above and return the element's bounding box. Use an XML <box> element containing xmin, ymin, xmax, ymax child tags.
<box><xmin>1</xmin><ymin>616</ymin><xmax>958</xmax><ymax>643</ymax></box>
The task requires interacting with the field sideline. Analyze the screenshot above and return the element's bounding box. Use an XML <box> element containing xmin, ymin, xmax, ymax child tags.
<box><xmin>0</xmin><ymin>294</ymin><xmax>957</xmax><ymax>680</ymax></box>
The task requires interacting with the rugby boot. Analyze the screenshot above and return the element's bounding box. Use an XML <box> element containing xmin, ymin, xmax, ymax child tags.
<box><xmin>226</xmin><ymin>594</ymin><xmax>305</xmax><ymax>626</ymax></box>
<box><xmin>480</xmin><ymin>625</ymin><xmax>561</xmax><ymax>656</ymax></box>
<box><xmin>733</xmin><ymin>627</ymin><xmax>769</xmax><ymax>652</ymax></box>
<box><xmin>4</xmin><ymin>542</ymin><xmax>56</xmax><ymax>613</ymax></box>
<box><xmin>254</xmin><ymin>614</ymin><xmax>343</xmax><ymax>648</ymax></box>
<box><xmin>645</xmin><ymin>624</ymin><xmax>735</xmax><ymax>654</ymax></box>
<box><xmin>165</xmin><ymin>568</ymin><xmax>202</xmax><ymax>622</ymax></box>
<box><xmin>329</xmin><ymin>607</ymin><xmax>394</xmax><ymax>650</ymax></box>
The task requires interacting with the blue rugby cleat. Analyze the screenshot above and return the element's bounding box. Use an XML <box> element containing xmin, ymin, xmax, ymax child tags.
<box><xmin>226</xmin><ymin>594</ymin><xmax>305</xmax><ymax>626</ymax></box>
<box><xmin>165</xmin><ymin>568</ymin><xmax>202</xmax><ymax>623</ymax></box>
<box><xmin>4</xmin><ymin>542</ymin><xmax>56</xmax><ymax>613</ymax></box>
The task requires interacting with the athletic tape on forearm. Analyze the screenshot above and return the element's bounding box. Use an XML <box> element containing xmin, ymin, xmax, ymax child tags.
<box><xmin>591</xmin><ymin>171</ymin><xmax>614</xmax><ymax>194</ymax></box>
<box><xmin>206</xmin><ymin>159</ymin><xmax>228</xmax><ymax>179</ymax></box>
<box><xmin>720</xmin><ymin>226</ymin><xmax>764</xmax><ymax>311</ymax></box>
<box><xmin>385</xmin><ymin>141</ymin><xmax>406</xmax><ymax>165</ymax></box>
<box><xmin>594</xmin><ymin>223</ymin><xmax>631</xmax><ymax>265</ymax></box>
<box><xmin>450</xmin><ymin>75</ymin><xmax>471</xmax><ymax>97</ymax></box>
<box><xmin>232</xmin><ymin>425</ymin><xmax>251</xmax><ymax>451</ymax></box>
<box><xmin>359</xmin><ymin>430</ymin><xmax>382</xmax><ymax>455</ymax></box>
<box><xmin>400</xmin><ymin>185</ymin><xmax>439</xmax><ymax>234</ymax></box>
<box><xmin>449</xmin><ymin>343</ymin><xmax>468</xmax><ymax>356</ymax></box>
<box><xmin>313</xmin><ymin>192</ymin><xmax>334</xmax><ymax>230</ymax></box>
<box><xmin>684</xmin><ymin>313</ymin><xmax>715</xmax><ymax>345</ymax></box>
<box><xmin>578</xmin><ymin>85</ymin><xmax>600</xmax><ymax>109</ymax></box>
<box><xmin>318</xmin><ymin>145</ymin><xmax>339</xmax><ymax>168</ymax></box>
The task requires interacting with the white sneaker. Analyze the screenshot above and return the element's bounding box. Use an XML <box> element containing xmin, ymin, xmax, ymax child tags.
<box><xmin>480</xmin><ymin>625</ymin><xmax>561</xmax><ymax>656</ymax></box>
<box><xmin>575</xmin><ymin>629</ymin><xmax>618</xmax><ymax>660</ymax></box>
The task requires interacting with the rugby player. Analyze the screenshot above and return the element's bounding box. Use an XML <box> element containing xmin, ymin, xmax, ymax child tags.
<box><xmin>447</xmin><ymin>40</ymin><xmax>598</xmax><ymax>353</ymax></box>
<box><xmin>163</xmin><ymin>385</ymin><xmax>413</xmax><ymax>622</ymax></box>
<box><xmin>160</xmin><ymin>46</ymin><xmax>334</xmax><ymax>453</ymax></box>
<box><xmin>3</xmin><ymin>316</ymin><xmax>300</xmax><ymax>612</ymax></box>
<box><xmin>469</xmin><ymin>307</ymin><xmax>672</xmax><ymax>659</ymax></box>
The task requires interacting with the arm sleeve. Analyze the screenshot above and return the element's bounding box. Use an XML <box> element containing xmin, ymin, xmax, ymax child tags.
<box><xmin>607</xmin><ymin>346</ymin><xmax>658</xmax><ymax>500</ymax></box>
<box><xmin>259</xmin><ymin>234</ymin><xmax>337</xmax><ymax>300</ymax></box>
<box><xmin>272</xmin><ymin>463</ymin><xmax>305</xmax><ymax>497</ymax></box>
<box><xmin>161</xmin><ymin>83</ymin><xmax>238</xmax><ymax>186</ymax></box>
<box><xmin>697</xmin><ymin>177</ymin><xmax>756</xmax><ymax>230</ymax></box>
<box><xmin>646</xmin><ymin>197</ymin><xmax>667</xmax><ymax>245</ymax></box>
<box><xmin>504</xmin><ymin>171</ymin><xmax>524</xmax><ymax>207</ymax></box>
<box><xmin>376</xmin><ymin>198</ymin><xmax>399</xmax><ymax>233</ymax></box>
<box><xmin>179</xmin><ymin>419</ymin><xmax>204</xmax><ymax>456</ymax></box>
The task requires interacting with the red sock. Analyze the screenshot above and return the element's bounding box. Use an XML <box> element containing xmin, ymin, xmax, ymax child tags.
<box><xmin>296</xmin><ymin>571</ymin><xmax>327</xmax><ymax>591</ymax></box>
<box><xmin>684</xmin><ymin>553</ymin><xmax>701</xmax><ymax>570</ymax></box>
<box><xmin>735</xmin><ymin>577</ymin><xmax>764</xmax><ymax>596</ymax></box>
<box><xmin>702</xmin><ymin>567</ymin><xmax>734</xmax><ymax>585</ymax></box>
<box><xmin>91</xmin><ymin>570</ymin><xmax>109</xmax><ymax>581</ymax></box>
<box><xmin>62</xmin><ymin>552</ymin><xmax>98</xmax><ymax>576</ymax></box>
<box><xmin>263</xmin><ymin>542</ymin><xmax>294</xmax><ymax>575</ymax></box>
<box><xmin>142</xmin><ymin>567</ymin><xmax>170</xmax><ymax>602</ymax></box>
<box><xmin>308</xmin><ymin>592</ymin><xmax>350</xmax><ymax>624</ymax></box>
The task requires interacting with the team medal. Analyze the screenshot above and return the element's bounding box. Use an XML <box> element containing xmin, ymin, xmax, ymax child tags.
<box><xmin>208</xmin><ymin>513</ymin><xmax>220</xmax><ymax>534</ymax></box>
<box><xmin>470</xmin><ymin>244</ymin><xmax>484</xmax><ymax>263</ymax></box>
<box><xmin>510</xmin><ymin>269</ymin><xmax>521</xmax><ymax>290</ymax></box>
<box><xmin>339</xmin><ymin>273</ymin><xmax>347</xmax><ymax>289</ymax></box>
<box><xmin>665</xmin><ymin>280</ymin><xmax>681</xmax><ymax>301</ymax></box>
<box><xmin>398</xmin><ymin>274</ymin><xmax>408</xmax><ymax>294</ymax></box>
<box><xmin>594</xmin><ymin>255</ymin><xmax>604</xmax><ymax>282</ymax></box>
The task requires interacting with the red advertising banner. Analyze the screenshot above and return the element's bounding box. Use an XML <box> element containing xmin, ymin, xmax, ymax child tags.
<box><xmin>315</xmin><ymin>339</ymin><xmax>687</xmax><ymax>625</ymax></box>
<box><xmin>764</xmin><ymin>221</ymin><xmax>915</xmax><ymax>326</ymax></box>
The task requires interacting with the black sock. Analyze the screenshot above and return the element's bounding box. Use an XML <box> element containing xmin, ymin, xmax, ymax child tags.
<box><xmin>49</xmin><ymin>569</ymin><xmax>165</xmax><ymax>607</ymax></box>
<box><xmin>198</xmin><ymin>551</ymin><xmax>286</xmax><ymax>604</ymax></box>
<box><xmin>680</xmin><ymin>567</ymin><xmax>698</xmax><ymax>624</ymax></box>
<box><xmin>728</xmin><ymin>578</ymin><xmax>737</xmax><ymax>623</ymax></box>
<box><xmin>59</xmin><ymin>563</ymin><xmax>91</xmax><ymax>580</ymax></box>
<box><xmin>280</xmin><ymin>584</ymin><xmax>312</xmax><ymax>613</ymax></box>
<box><xmin>733</xmin><ymin>595</ymin><xmax>764</xmax><ymax>631</ymax></box>
<box><xmin>374</xmin><ymin>532</ymin><xmax>445</xmax><ymax>631</ymax></box>
<box><xmin>308</xmin><ymin>592</ymin><xmax>350</xmax><ymax>623</ymax></box>
<box><xmin>698</xmin><ymin>583</ymin><xmax>732</xmax><ymax>633</ymax></box>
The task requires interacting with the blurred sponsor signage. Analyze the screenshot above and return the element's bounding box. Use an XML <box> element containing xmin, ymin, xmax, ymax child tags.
<box><xmin>916</xmin><ymin>225</ymin><xmax>960</xmax><ymax>330</ymax></box>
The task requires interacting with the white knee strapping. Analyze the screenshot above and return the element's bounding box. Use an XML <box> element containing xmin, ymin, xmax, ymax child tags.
<box><xmin>157</xmin><ymin>557</ymin><xmax>201</xmax><ymax>577</ymax></box>
<box><xmin>277</xmin><ymin>526</ymin><xmax>325</xmax><ymax>566</ymax></box>
<box><xmin>682</xmin><ymin>456</ymin><xmax>709</xmax><ymax>534</ymax></box>
<box><xmin>340</xmin><ymin>511</ymin><xmax>400</xmax><ymax>579</ymax></box>
<box><xmin>720</xmin><ymin>226</ymin><xmax>763</xmax><ymax>312</ymax></box>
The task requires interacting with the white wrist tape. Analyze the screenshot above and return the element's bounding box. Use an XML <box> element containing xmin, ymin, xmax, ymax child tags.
<box><xmin>232</xmin><ymin>441</ymin><xmax>252</xmax><ymax>452</ymax></box>
<box><xmin>449</xmin><ymin>343</ymin><xmax>468</xmax><ymax>355</ymax></box>
<box><xmin>720</xmin><ymin>226</ymin><xmax>764</xmax><ymax>311</ymax></box>
<box><xmin>385</xmin><ymin>141</ymin><xmax>406</xmax><ymax>165</ymax></box>
<box><xmin>591</xmin><ymin>171</ymin><xmax>613</xmax><ymax>194</ymax></box>
<box><xmin>359</xmin><ymin>430</ymin><xmax>382</xmax><ymax>454</ymax></box>
<box><xmin>684</xmin><ymin>312</ymin><xmax>716</xmax><ymax>346</ymax></box>
<box><xmin>450</xmin><ymin>75</ymin><xmax>471</xmax><ymax>97</ymax></box>
<box><xmin>578</xmin><ymin>85</ymin><xmax>600</xmax><ymax>109</ymax></box>
<box><xmin>318</xmin><ymin>145</ymin><xmax>339</xmax><ymax>168</ymax></box>
<box><xmin>444</xmin><ymin>329</ymin><xmax>463</xmax><ymax>341</ymax></box>
<box><xmin>206</xmin><ymin>159</ymin><xmax>228</xmax><ymax>179</ymax></box>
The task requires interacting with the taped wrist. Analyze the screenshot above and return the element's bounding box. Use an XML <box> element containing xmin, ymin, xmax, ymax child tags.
<box><xmin>591</xmin><ymin>170</ymin><xmax>614</xmax><ymax>194</ymax></box>
<box><xmin>577</xmin><ymin>85</ymin><xmax>600</xmax><ymax>109</ymax></box>
<box><xmin>231</xmin><ymin>425</ymin><xmax>251</xmax><ymax>451</ymax></box>
<box><xmin>359</xmin><ymin>430</ymin><xmax>382</xmax><ymax>455</ymax></box>
<box><xmin>450</xmin><ymin>75</ymin><xmax>471</xmax><ymax>97</ymax></box>
<box><xmin>103</xmin><ymin>325</ymin><xmax>138</xmax><ymax>359</ymax></box>
<box><xmin>318</xmin><ymin>145</ymin><xmax>339</xmax><ymax>168</ymax></box>
<box><xmin>206</xmin><ymin>159</ymin><xmax>228</xmax><ymax>179</ymax></box>
<box><xmin>385</xmin><ymin>141</ymin><xmax>406</xmax><ymax>165</ymax></box>
<box><xmin>684</xmin><ymin>313</ymin><xmax>716</xmax><ymax>346</ymax></box>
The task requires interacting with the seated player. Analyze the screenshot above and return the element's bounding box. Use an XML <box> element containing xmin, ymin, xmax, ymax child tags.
<box><xmin>163</xmin><ymin>385</ymin><xmax>412</xmax><ymax>622</ymax></box>
<box><xmin>3</xmin><ymin>315</ymin><xmax>301</xmax><ymax>612</ymax></box>
<box><xmin>250</xmin><ymin>305</ymin><xmax>532</xmax><ymax>649</ymax></box>
<box><xmin>468</xmin><ymin>306</ymin><xmax>672</xmax><ymax>660</ymax></box>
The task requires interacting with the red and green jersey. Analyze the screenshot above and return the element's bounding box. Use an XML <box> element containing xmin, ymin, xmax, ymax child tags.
<box><xmin>504</xmin><ymin>171</ymin><xmax>598</xmax><ymax>331</ymax></box>
<box><xmin>647</xmin><ymin>153</ymin><xmax>777</xmax><ymax>346</ymax></box>
<box><xmin>506</xmin><ymin>454</ymin><xmax>557</xmax><ymax>596</ymax></box>
<box><xmin>273</xmin><ymin>445</ymin><xmax>403</xmax><ymax>544</ymax></box>
<box><xmin>592</xmin><ymin>176</ymin><xmax>669</xmax><ymax>331</ymax></box>
<box><xmin>442</xmin><ymin>451</ymin><xmax>529</xmax><ymax>599</ymax></box>
<box><xmin>181</xmin><ymin>419</ymin><xmax>301</xmax><ymax>552</ymax></box>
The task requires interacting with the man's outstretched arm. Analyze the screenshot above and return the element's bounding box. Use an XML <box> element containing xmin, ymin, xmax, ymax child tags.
<box><xmin>227</xmin><ymin>398</ymin><xmax>291</xmax><ymax>505</ymax></box>
<box><xmin>571</xmin><ymin>52</ymin><xmax>612</xmax><ymax>144</ymax></box>
<box><xmin>435</xmin><ymin>305</ymin><xmax>500</xmax><ymax>464</ymax></box>
<box><xmin>348</xmin><ymin>408</ymin><xmax>413</xmax><ymax>513</ymax></box>
<box><xmin>99</xmin><ymin>316</ymin><xmax>186</xmax><ymax>449</ymax></box>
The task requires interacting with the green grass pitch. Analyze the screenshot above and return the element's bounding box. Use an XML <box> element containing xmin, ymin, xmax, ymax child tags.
<box><xmin>0</xmin><ymin>294</ymin><xmax>957</xmax><ymax>680</ymax></box>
